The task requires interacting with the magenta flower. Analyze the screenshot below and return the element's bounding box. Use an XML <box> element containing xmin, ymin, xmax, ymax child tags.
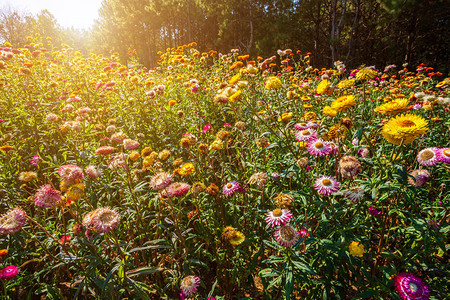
<box><xmin>202</xmin><ymin>124</ymin><xmax>212</xmax><ymax>133</ymax></box>
<box><xmin>394</xmin><ymin>273</ymin><xmax>430</xmax><ymax>300</ymax></box>
<box><xmin>368</xmin><ymin>206</ymin><xmax>381</xmax><ymax>217</ymax></box>
<box><xmin>436</xmin><ymin>147</ymin><xmax>450</xmax><ymax>163</ymax></box>
<box><xmin>180</xmin><ymin>276</ymin><xmax>200</xmax><ymax>297</ymax></box>
<box><xmin>0</xmin><ymin>265</ymin><xmax>19</xmax><ymax>280</ymax></box>
<box><xmin>30</xmin><ymin>155</ymin><xmax>40</xmax><ymax>166</ymax></box>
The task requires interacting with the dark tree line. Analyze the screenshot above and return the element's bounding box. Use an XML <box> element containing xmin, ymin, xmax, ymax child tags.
<box><xmin>1</xmin><ymin>0</ymin><xmax>449</xmax><ymax>71</ymax></box>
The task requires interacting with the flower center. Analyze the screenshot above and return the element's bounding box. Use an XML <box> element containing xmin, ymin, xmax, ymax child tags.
<box><xmin>443</xmin><ymin>149</ymin><xmax>450</xmax><ymax>157</ymax></box>
<box><xmin>302</xmin><ymin>130</ymin><xmax>311</xmax><ymax>136</ymax></box>
<box><xmin>300</xmin><ymin>123</ymin><xmax>307</xmax><ymax>126</ymax></box>
<box><xmin>420</xmin><ymin>150</ymin><xmax>434</xmax><ymax>161</ymax></box>
<box><xmin>398</xmin><ymin>120</ymin><xmax>416</xmax><ymax>127</ymax></box>
<box><xmin>408</xmin><ymin>282</ymin><xmax>418</xmax><ymax>293</ymax></box>
<box><xmin>226</xmin><ymin>183</ymin><xmax>233</xmax><ymax>189</ymax></box>
<box><xmin>281</xmin><ymin>226</ymin><xmax>295</xmax><ymax>240</ymax></box>
<box><xmin>272</xmin><ymin>209</ymin><xmax>282</xmax><ymax>217</ymax></box>
<box><xmin>315</xmin><ymin>142</ymin><xmax>324</xmax><ymax>149</ymax></box>
<box><xmin>322</xmin><ymin>179</ymin><xmax>332</xmax><ymax>186</ymax></box>
<box><xmin>182</xmin><ymin>276</ymin><xmax>194</xmax><ymax>287</ymax></box>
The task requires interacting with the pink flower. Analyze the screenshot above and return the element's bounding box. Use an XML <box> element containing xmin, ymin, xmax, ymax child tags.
<box><xmin>202</xmin><ymin>124</ymin><xmax>212</xmax><ymax>133</ymax></box>
<box><xmin>0</xmin><ymin>265</ymin><xmax>19</xmax><ymax>280</ymax></box>
<box><xmin>30</xmin><ymin>155</ymin><xmax>40</xmax><ymax>166</ymax></box>
<box><xmin>266</xmin><ymin>209</ymin><xmax>292</xmax><ymax>227</ymax></box>
<box><xmin>34</xmin><ymin>184</ymin><xmax>61</xmax><ymax>208</ymax></box>
<box><xmin>223</xmin><ymin>123</ymin><xmax>231</xmax><ymax>128</ymax></box>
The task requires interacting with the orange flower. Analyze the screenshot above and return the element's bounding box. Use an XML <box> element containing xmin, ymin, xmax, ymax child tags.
<box><xmin>0</xmin><ymin>249</ymin><xmax>8</xmax><ymax>258</ymax></box>
<box><xmin>0</xmin><ymin>145</ymin><xmax>13</xmax><ymax>151</ymax></box>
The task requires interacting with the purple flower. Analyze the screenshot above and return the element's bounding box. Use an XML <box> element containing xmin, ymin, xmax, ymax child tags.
<box><xmin>368</xmin><ymin>206</ymin><xmax>381</xmax><ymax>217</ymax></box>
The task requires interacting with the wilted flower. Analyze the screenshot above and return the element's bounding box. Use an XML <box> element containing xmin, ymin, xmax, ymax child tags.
<box><xmin>34</xmin><ymin>184</ymin><xmax>61</xmax><ymax>208</ymax></box>
<box><xmin>0</xmin><ymin>208</ymin><xmax>27</xmax><ymax>235</ymax></box>
<box><xmin>274</xmin><ymin>224</ymin><xmax>300</xmax><ymax>247</ymax></box>
<box><xmin>248</xmin><ymin>172</ymin><xmax>267</xmax><ymax>188</ymax></box>
<box><xmin>82</xmin><ymin>207</ymin><xmax>120</xmax><ymax>234</ymax></box>
<box><xmin>338</xmin><ymin>156</ymin><xmax>362</xmax><ymax>179</ymax></box>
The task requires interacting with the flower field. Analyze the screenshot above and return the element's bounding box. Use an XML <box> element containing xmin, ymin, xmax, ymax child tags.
<box><xmin>0</xmin><ymin>40</ymin><xmax>449</xmax><ymax>299</ymax></box>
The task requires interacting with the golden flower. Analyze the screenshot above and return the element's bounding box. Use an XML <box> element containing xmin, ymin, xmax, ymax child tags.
<box><xmin>0</xmin><ymin>145</ymin><xmax>13</xmax><ymax>151</ymax></box>
<box><xmin>331</xmin><ymin>95</ymin><xmax>355</xmax><ymax>112</ymax></box>
<box><xmin>316</xmin><ymin>79</ymin><xmax>331</xmax><ymax>95</ymax></box>
<box><xmin>286</xmin><ymin>90</ymin><xmax>297</xmax><ymax>99</ymax></box>
<box><xmin>172</xmin><ymin>158</ymin><xmax>183</xmax><ymax>168</ymax></box>
<box><xmin>374</xmin><ymin>98</ymin><xmax>409</xmax><ymax>116</ymax></box>
<box><xmin>198</xmin><ymin>143</ymin><xmax>208</xmax><ymax>153</ymax></box>
<box><xmin>303</xmin><ymin>104</ymin><xmax>313</xmax><ymax>109</ymax></box>
<box><xmin>141</xmin><ymin>147</ymin><xmax>153</xmax><ymax>157</ymax></box>
<box><xmin>324</xmin><ymin>124</ymin><xmax>347</xmax><ymax>140</ymax></box>
<box><xmin>323</xmin><ymin>106</ymin><xmax>337</xmax><ymax>117</ymax></box>
<box><xmin>216</xmin><ymin>130</ymin><xmax>230</xmax><ymax>140</ymax></box>
<box><xmin>0</xmin><ymin>249</ymin><xmax>8</xmax><ymax>258</ymax></box>
<box><xmin>229</xmin><ymin>90</ymin><xmax>242</xmax><ymax>102</ymax></box>
<box><xmin>158</xmin><ymin>150</ymin><xmax>171</xmax><ymax>161</ymax></box>
<box><xmin>382</xmin><ymin>114</ymin><xmax>429</xmax><ymax>145</ymax></box>
<box><xmin>192</xmin><ymin>182</ymin><xmax>205</xmax><ymax>194</ymax></box>
<box><xmin>66</xmin><ymin>183</ymin><xmax>85</xmax><ymax>202</ymax></box>
<box><xmin>18</xmin><ymin>171</ymin><xmax>37</xmax><ymax>183</ymax></box>
<box><xmin>229</xmin><ymin>74</ymin><xmax>241</xmax><ymax>84</ymax></box>
<box><xmin>180</xmin><ymin>137</ymin><xmax>191</xmax><ymax>149</ymax></box>
<box><xmin>278</xmin><ymin>112</ymin><xmax>293</xmax><ymax>123</ymax></box>
<box><xmin>229</xmin><ymin>231</ymin><xmax>245</xmax><ymax>246</ymax></box>
<box><xmin>222</xmin><ymin>226</ymin><xmax>236</xmax><ymax>240</ymax></box>
<box><xmin>206</xmin><ymin>183</ymin><xmax>219</xmax><ymax>196</ymax></box>
<box><xmin>256</xmin><ymin>137</ymin><xmax>270</xmax><ymax>148</ymax></box>
<box><xmin>274</xmin><ymin>192</ymin><xmax>294</xmax><ymax>209</ymax></box>
<box><xmin>265</xmin><ymin>76</ymin><xmax>282</xmax><ymax>89</ymax></box>
<box><xmin>304</xmin><ymin>112</ymin><xmax>317</xmax><ymax>121</ymax></box>
<box><xmin>209</xmin><ymin>139</ymin><xmax>223</xmax><ymax>150</ymax></box>
<box><xmin>337</xmin><ymin>79</ymin><xmax>355</xmax><ymax>90</ymax></box>
<box><xmin>356</xmin><ymin>68</ymin><xmax>377</xmax><ymax>80</ymax></box>
<box><xmin>179</xmin><ymin>163</ymin><xmax>195</xmax><ymax>177</ymax></box>
<box><xmin>301</xmin><ymin>96</ymin><xmax>311</xmax><ymax>102</ymax></box>
<box><xmin>348</xmin><ymin>241</ymin><xmax>365</xmax><ymax>257</ymax></box>
<box><xmin>129</xmin><ymin>151</ymin><xmax>140</xmax><ymax>161</ymax></box>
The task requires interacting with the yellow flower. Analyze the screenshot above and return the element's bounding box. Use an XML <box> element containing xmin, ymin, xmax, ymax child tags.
<box><xmin>337</xmin><ymin>79</ymin><xmax>355</xmax><ymax>90</ymax></box>
<box><xmin>304</xmin><ymin>112</ymin><xmax>317</xmax><ymax>121</ymax></box>
<box><xmin>331</xmin><ymin>95</ymin><xmax>355</xmax><ymax>112</ymax></box>
<box><xmin>323</xmin><ymin>106</ymin><xmax>337</xmax><ymax>117</ymax></box>
<box><xmin>209</xmin><ymin>139</ymin><xmax>223</xmax><ymax>150</ymax></box>
<box><xmin>265</xmin><ymin>76</ymin><xmax>282</xmax><ymax>89</ymax></box>
<box><xmin>229</xmin><ymin>73</ymin><xmax>241</xmax><ymax>85</ymax></box>
<box><xmin>179</xmin><ymin>162</ymin><xmax>195</xmax><ymax>177</ymax></box>
<box><xmin>129</xmin><ymin>151</ymin><xmax>140</xmax><ymax>161</ymax></box>
<box><xmin>374</xmin><ymin>98</ymin><xmax>409</xmax><ymax>115</ymax></box>
<box><xmin>356</xmin><ymin>68</ymin><xmax>377</xmax><ymax>80</ymax></box>
<box><xmin>278</xmin><ymin>112</ymin><xmax>293</xmax><ymax>122</ymax></box>
<box><xmin>66</xmin><ymin>183</ymin><xmax>85</xmax><ymax>201</ymax></box>
<box><xmin>348</xmin><ymin>241</ymin><xmax>365</xmax><ymax>257</ymax></box>
<box><xmin>18</xmin><ymin>171</ymin><xmax>37</xmax><ymax>183</ymax></box>
<box><xmin>229</xmin><ymin>90</ymin><xmax>242</xmax><ymax>102</ymax></box>
<box><xmin>158</xmin><ymin>150</ymin><xmax>171</xmax><ymax>161</ymax></box>
<box><xmin>229</xmin><ymin>231</ymin><xmax>245</xmax><ymax>246</ymax></box>
<box><xmin>382</xmin><ymin>114</ymin><xmax>429</xmax><ymax>145</ymax></box>
<box><xmin>316</xmin><ymin>79</ymin><xmax>330</xmax><ymax>95</ymax></box>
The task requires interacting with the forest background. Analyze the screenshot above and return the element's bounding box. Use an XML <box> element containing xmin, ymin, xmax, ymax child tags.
<box><xmin>0</xmin><ymin>0</ymin><xmax>449</xmax><ymax>72</ymax></box>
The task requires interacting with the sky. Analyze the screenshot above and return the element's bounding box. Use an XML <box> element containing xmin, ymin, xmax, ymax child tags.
<box><xmin>2</xmin><ymin>0</ymin><xmax>103</xmax><ymax>30</ymax></box>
